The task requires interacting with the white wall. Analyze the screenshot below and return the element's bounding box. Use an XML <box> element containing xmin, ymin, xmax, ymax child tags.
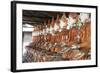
<box><xmin>0</xmin><ymin>0</ymin><xmax>99</xmax><ymax>73</ymax></box>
